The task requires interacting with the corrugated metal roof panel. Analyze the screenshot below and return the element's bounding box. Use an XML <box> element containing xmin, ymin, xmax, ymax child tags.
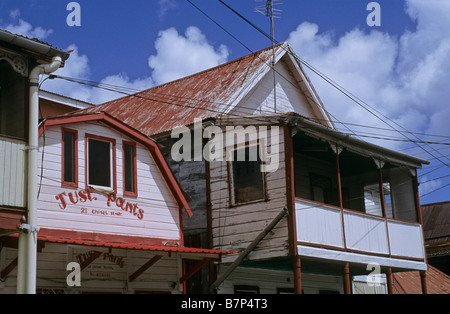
<box><xmin>422</xmin><ymin>201</ymin><xmax>450</xmax><ymax>247</ymax></box>
<box><xmin>393</xmin><ymin>265</ymin><xmax>450</xmax><ymax>294</ymax></box>
<box><xmin>38</xmin><ymin>236</ymin><xmax>235</xmax><ymax>256</ymax></box>
<box><xmin>75</xmin><ymin>44</ymin><xmax>283</xmax><ymax>136</ymax></box>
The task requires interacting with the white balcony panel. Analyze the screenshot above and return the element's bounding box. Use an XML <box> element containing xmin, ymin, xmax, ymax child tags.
<box><xmin>295</xmin><ymin>199</ymin><xmax>344</xmax><ymax>248</ymax></box>
<box><xmin>388</xmin><ymin>220</ymin><xmax>425</xmax><ymax>259</ymax></box>
<box><xmin>343</xmin><ymin>211</ymin><xmax>389</xmax><ymax>255</ymax></box>
<box><xmin>0</xmin><ymin>137</ymin><xmax>26</xmax><ymax>208</ymax></box>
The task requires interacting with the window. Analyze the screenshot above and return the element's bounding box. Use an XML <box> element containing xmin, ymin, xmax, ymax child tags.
<box><xmin>123</xmin><ymin>141</ymin><xmax>137</xmax><ymax>196</ymax></box>
<box><xmin>233</xmin><ymin>285</ymin><xmax>260</xmax><ymax>294</ymax></box>
<box><xmin>230</xmin><ymin>145</ymin><xmax>265</xmax><ymax>205</ymax></box>
<box><xmin>364</xmin><ymin>182</ymin><xmax>392</xmax><ymax>217</ymax></box>
<box><xmin>62</xmin><ymin>129</ymin><xmax>78</xmax><ymax>187</ymax></box>
<box><xmin>86</xmin><ymin>134</ymin><xmax>115</xmax><ymax>191</ymax></box>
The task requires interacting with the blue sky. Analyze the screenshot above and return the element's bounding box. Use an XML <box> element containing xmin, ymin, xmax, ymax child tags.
<box><xmin>1</xmin><ymin>0</ymin><xmax>449</xmax><ymax>204</ymax></box>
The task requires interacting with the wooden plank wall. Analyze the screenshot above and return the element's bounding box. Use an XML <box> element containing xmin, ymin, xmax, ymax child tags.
<box><xmin>37</xmin><ymin>122</ymin><xmax>181</xmax><ymax>241</ymax></box>
<box><xmin>0</xmin><ymin>244</ymin><xmax>183</xmax><ymax>294</ymax></box>
<box><xmin>216</xmin><ymin>265</ymin><xmax>344</xmax><ymax>294</ymax></box>
<box><xmin>210</xmin><ymin>126</ymin><xmax>289</xmax><ymax>263</ymax></box>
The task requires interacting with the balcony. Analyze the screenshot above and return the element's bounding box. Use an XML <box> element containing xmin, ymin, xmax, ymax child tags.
<box><xmin>0</xmin><ymin>135</ymin><xmax>27</xmax><ymax>208</ymax></box>
<box><xmin>291</xmin><ymin>129</ymin><xmax>427</xmax><ymax>271</ymax></box>
<box><xmin>295</xmin><ymin>198</ymin><xmax>426</xmax><ymax>270</ymax></box>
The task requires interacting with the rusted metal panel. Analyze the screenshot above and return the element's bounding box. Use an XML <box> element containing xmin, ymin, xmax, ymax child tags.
<box><xmin>77</xmin><ymin>45</ymin><xmax>281</xmax><ymax>137</ymax></box>
<box><xmin>421</xmin><ymin>201</ymin><xmax>450</xmax><ymax>247</ymax></box>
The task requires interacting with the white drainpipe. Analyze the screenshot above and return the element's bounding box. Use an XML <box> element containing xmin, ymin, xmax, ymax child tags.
<box><xmin>16</xmin><ymin>56</ymin><xmax>62</xmax><ymax>294</ymax></box>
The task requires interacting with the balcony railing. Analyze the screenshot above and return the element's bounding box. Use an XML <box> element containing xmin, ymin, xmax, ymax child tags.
<box><xmin>0</xmin><ymin>135</ymin><xmax>26</xmax><ymax>208</ymax></box>
<box><xmin>295</xmin><ymin>198</ymin><xmax>425</xmax><ymax>260</ymax></box>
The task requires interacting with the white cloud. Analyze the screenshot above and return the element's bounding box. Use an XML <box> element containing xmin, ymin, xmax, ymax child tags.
<box><xmin>287</xmin><ymin>0</ymin><xmax>450</xmax><ymax>153</ymax></box>
<box><xmin>3</xmin><ymin>19</ymin><xmax>229</xmax><ymax>105</ymax></box>
<box><xmin>158</xmin><ymin>0</ymin><xmax>178</xmax><ymax>19</ymax></box>
<box><xmin>3</xmin><ymin>10</ymin><xmax>53</xmax><ymax>39</ymax></box>
<box><xmin>148</xmin><ymin>26</ymin><xmax>229</xmax><ymax>85</ymax></box>
<box><xmin>88</xmin><ymin>73</ymin><xmax>155</xmax><ymax>105</ymax></box>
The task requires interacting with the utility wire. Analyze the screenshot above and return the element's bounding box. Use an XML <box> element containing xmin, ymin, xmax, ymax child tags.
<box><xmin>215</xmin><ymin>0</ymin><xmax>450</xmax><ymax>169</ymax></box>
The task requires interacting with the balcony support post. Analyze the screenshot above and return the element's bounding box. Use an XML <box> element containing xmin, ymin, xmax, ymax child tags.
<box><xmin>420</xmin><ymin>271</ymin><xmax>428</xmax><ymax>294</ymax></box>
<box><xmin>343</xmin><ymin>263</ymin><xmax>351</xmax><ymax>294</ymax></box>
<box><xmin>293</xmin><ymin>255</ymin><xmax>302</xmax><ymax>294</ymax></box>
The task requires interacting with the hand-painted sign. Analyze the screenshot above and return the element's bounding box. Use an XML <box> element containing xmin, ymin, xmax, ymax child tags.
<box><xmin>54</xmin><ymin>189</ymin><xmax>144</xmax><ymax>220</ymax></box>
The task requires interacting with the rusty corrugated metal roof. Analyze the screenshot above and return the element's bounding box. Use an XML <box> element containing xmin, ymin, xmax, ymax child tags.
<box><xmin>73</xmin><ymin>43</ymin><xmax>285</xmax><ymax>137</ymax></box>
<box><xmin>393</xmin><ymin>265</ymin><xmax>450</xmax><ymax>294</ymax></box>
<box><xmin>422</xmin><ymin>201</ymin><xmax>450</xmax><ymax>248</ymax></box>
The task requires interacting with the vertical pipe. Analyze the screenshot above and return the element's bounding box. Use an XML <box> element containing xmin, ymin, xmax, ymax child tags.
<box><xmin>16</xmin><ymin>231</ymin><xmax>27</xmax><ymax>294</ymax></box>
<box><xmin>17</xmin><ymin>56</ymin><xmax>62</xmax><ymax>294</ymax></box>
<box><xmin>24</xmin><ymin>79</ymin><xmax>40</xmax><ymax>294</ymax></box>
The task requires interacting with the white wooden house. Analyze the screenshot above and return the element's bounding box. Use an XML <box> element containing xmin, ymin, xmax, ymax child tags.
<box><xmin>46</xmin><ymin>42</ymin><xmax>430</xmax><ymax>294</ymax></box>
<box><xmin>0</xmin><ymin>110</ymin><xmax>230</xmax><ymax>294</ymax></box>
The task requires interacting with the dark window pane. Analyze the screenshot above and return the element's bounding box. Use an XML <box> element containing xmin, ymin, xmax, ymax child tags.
<box><xmin>124</xmin><ymin>144</ymin><xmax>135</xmax><ymax>192</ymax></box>
<box><xmin>232</xmin><ymin>146</ymin><xmax>264</xmax><ymax>204</ymax></box>
<box><xmin>88</xmin><ymin>139</ymin><xmax>111</xmax><ymax>187</ymax></box>
<box><xmin>63</xmin><ymin>131</ymin><xmax>75</xmax><ymax>183</ymax></box>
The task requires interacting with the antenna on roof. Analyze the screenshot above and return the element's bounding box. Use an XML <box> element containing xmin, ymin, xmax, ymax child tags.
<box><xmin>255</xmin><ymin>0</ymin><xmax>282</xmax><ymax>113</ymax></box>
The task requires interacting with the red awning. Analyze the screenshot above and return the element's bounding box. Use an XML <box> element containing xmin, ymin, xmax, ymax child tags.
<box><xmin>36</xmin><ymin>236</ymin><xmax>234</xmax><ymax>260</ymax></box>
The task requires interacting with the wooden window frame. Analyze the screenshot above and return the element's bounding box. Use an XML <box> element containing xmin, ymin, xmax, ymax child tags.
<box><xmin>85</xmin><ymin>133</ymin><xmax>116</xmax><ymax>194</ymax></box>
<box><xmin>227</xmin><ymin>143</ymin><xmax>267</xmax><ymax>207</ymax></box>
<box><xmin>122</xmin><ymin>141</ymin><xmax>137</xmax><ymax>197</ymax></box>
<box><xmin>61</xmin><ymin>128</ymin><xmax>78</xmax><ymax>188</ymax></box>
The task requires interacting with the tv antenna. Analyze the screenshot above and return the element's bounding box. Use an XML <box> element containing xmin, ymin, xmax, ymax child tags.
<box><xmin>255</xmin><ymin>0</ymin><xmax>282</xmax><ymax>112</ymax></box>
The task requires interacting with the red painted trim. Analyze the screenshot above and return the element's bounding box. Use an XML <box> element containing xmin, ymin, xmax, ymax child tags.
<box><xmin>39</xmin><ymin>112</ymin><xmax>191</xmax><ymax>216</ymax></box>
<box><xmin>283</xmin><ymin>125</ymin><xmax>297</xmax><ymax>257</ymax></box>
<box><xmin>85</xmin><ymin>133</ymin><xmax>117</xmax><ymax>194</ymax></box>
<box><xmin>122</xmin><ymin>141</ymin><xmax>138</xmax><ymax>197</ymax></box>
<box><xmin>179</xmin><ymin>205</ymin><xmax>184</xmax><ymax>246</ymax></box>
<box><xmin>61</xmin><ymin>128</ymin><xmax>78</xmax><ymax>188</ymax></box>
<box><xmin>335</xmin><ymin>145</ymin><xmax>347</xmax><ymax>250</ymax></box>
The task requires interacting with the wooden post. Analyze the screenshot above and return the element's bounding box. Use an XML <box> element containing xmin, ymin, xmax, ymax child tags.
<box><xmin>386</xmin><ymin>268</ymin><xmax>393</xmax><ymax>294</ymax></box>
<box><xmin>420</xmin><ymin>271</ymin><xmax>428</xmax><ymax>294</ymax></box>
<box><xmin>293</xmin><ymin>256</ymin><xmax>302</xmax><ymax>294</ymax></box>
<box><xmin>343</xmin><ymin>263</ymin><xmax>351</xmax><ymax>294</ymax></box>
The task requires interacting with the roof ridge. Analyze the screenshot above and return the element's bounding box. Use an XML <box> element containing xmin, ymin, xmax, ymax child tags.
<box><xmin>101</xmin><ymin>42</ymin><xmax>286</xmax><ymax>106</ymax></box>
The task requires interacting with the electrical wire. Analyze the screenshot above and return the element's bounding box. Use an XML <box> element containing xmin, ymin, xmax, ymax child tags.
<box><xmin>215</xmin><ymin>0</ymin><xmax>450</xmax><ymax>169</ymax></box>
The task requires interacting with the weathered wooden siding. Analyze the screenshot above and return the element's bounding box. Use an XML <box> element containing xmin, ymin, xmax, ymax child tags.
<box><xmin>231</xmin><ymin>61</ymin><xmax>316</xmax><ymax>118</ymax></box>
<box><xmin>216</xmin><ymin>266</ymin><xmax>344</xmax><ymax>294</ymax></box>
<box><xmin>210</xmin><ymin>126</ymin><xmax>289</xmax><ymax>263</ymax></box>
<box><xmin>0</xmin><ymin>244</ymin><xmax>183</xmax><ymax>294</ymax></box>
<box><xmin>37</xmin><ymin>122</ymin><xmax>181</xmax><ymax>242</ymax></box>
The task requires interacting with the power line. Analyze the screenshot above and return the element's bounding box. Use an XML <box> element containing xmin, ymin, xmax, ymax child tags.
<box><xmin>215</xmin><ymin>0</ymin><xmax>450</xmax><ymax>169</ymax></box>
<box><xmin>420</xmin><ymin>182</ymin><xmax>450</xmax><ymax>198</ymax></box>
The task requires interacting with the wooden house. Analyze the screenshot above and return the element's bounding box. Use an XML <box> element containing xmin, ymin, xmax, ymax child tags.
<box><xmin>42</xmin><ymin>42</ymin><xmax>430</xmax><ymax>294</ymax></box>
<box><xmin>0</xmin><ymin>29</ymin><xmax>229</xmax><ymax>293</ymax></box>
<box><xmin>1</xmin><ymin>111</ymin><xmax>230</xmax><ymax>293</ymax></box>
